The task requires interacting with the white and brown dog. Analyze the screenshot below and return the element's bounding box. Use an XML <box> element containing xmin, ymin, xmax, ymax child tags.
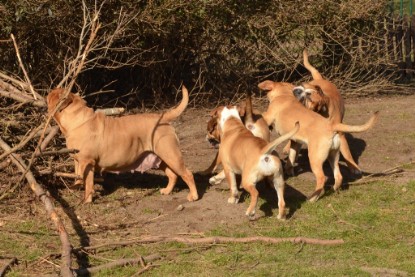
<box><xmin>204</xmin><ymin>94</ymin><xmax>270</xmax><ymax>185</ymax></box>
<box><xmin>259</xmin><ymin>80</ymin><xmax>378</xmax><ymax>202</ymax></box>
<box><xmin>292</xmin><ymin>49</ymin><xmax>362</xmax><ymax>174</ymax></box>
<box><xmin>209</xmin><ymin>105</ymin><xmax>299</xmax><ymax>219</ymax></box>
<box><xmin>47</xmin><ymin>86</ymin><xmax>199</xmax><ymax>203</ymax></box>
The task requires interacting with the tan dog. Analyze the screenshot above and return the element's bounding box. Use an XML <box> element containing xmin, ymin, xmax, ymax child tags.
<box><xmin>210</xmin><ymin>105</ymin><xmax>299</xmax><ymax>219</ymax></box>
<box><xmin>259</xmin><ymin>80</ymin><xmax>378</xmax><ymax>202</ymax></box>
<box><xmin>47</xmin><ymin>86</ymin><xmax>199</xmax><ymax>203</ymax></box>
<box><xmin>204</xmin><ymin>94</ymin><xmax>270</xmax><ymax>185</ymax></box>
<box><xmin>292</xmin><ymin>49</ymin><xmax>361</xmax><ymax>174</ymax></box>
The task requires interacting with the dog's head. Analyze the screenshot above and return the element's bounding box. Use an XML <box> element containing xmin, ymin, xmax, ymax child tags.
<box><xmin>292</xmin><ymin>84</ymin><xmax>328</xmax><ymax>114</ymax></box>
<box><xmin>206</xmin><ymin>105</ymin><xmax>241</xmax><ymax>148</ymax></box>
<box><xmin>46</xmin><ymin>88</ymin><xmax>75</xmax><ymax>117</ymax></box>
<box><xmin>258</xmin><ymin>80</ymin><xmax>295</xmax><ymax>102</ymax></box>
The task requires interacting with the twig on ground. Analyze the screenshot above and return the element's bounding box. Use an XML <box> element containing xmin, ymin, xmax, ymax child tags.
<box><xmin>74</xmin><ymin>254</ymin><xmax>161</xmax><ymax>275</ymax></box>
<box><xmin>0</xmin><ymin>257</ymin><xmax>17</xmax><ymax>277</ymax></box>
<box><xmin>349</xmin><ymin>160</ymin><xmax>414</xmax><ymax>185</ymax></box>
<box><xmin>96</xmin><ymin>107</ymin><xmax>125</xmax><ymax>116</ymax></box>
<box><xmin>360</xmin><ymin>266</ymin><xmax>408</xmax><ymax>277</ymax></box>
<box><xmin>76</xmin><ymin>235</ymin><xmax>344</xmax><ymax>252</ymax></box>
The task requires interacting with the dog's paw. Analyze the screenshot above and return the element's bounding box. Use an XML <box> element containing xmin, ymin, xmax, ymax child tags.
<box><xmin>227</xmin><ymin>197</ymin><xmax>239</xmax><ymax>204</ymax></box>
<box><xmin>187</xmin><ymin>192</ymin><xmax>199</xmax><ymax>202</ymax></box>
<box><xmin>245</xmin><ymin>209</ymin><xmax>256</xmax><ymax>218</ymax></box>
<box><xmin>308</xmin><ymin>189</ymin><xmax>324</xmax><ymax>203</ymax></box>
<box><xmin>209</xmin><ymin>175</ymin><xmax>223</xmax><ymax>185</ymax></box>
<box><xmin>277</xmin><ymin>213</ymin><xmax>287</xmax><ymax>221</ymax></box>
<box><xmin>160</xmin><ymin>188</ymin><xmax>172</xmax><ymax>195</ymax></box>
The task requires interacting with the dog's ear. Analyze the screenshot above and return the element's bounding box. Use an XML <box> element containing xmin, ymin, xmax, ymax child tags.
<box><xmin>237</xmin><ymin>102</ymin><xmax>246</xmax><ymax>117</ymax></box>
<box><xmin>258</xmin><ymin>80</ymin><xmax>275</xmax><ymax>91</ymax></box>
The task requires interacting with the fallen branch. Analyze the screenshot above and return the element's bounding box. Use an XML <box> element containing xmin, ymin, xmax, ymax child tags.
<box><xmin>0</xmin><ymin>89</ymin><xmax>45</xmax><ymax>107</ymax></box>
<box><xmin>0</xmin><ymin>123</ymin><xmax>44</xmax><ymax>161</ymax></box>
<box><xmin>360</xmin><ymin>266</ymin><xmax>408</xmax><ymax>277</ymax></box>
<box><xmin>349</xmin><ymin>160</ymin><xmax>414</xmax><ymax>185</ymax></box>
<box><xmin>75</xmin><ymin>254</ymin><xmax>161</xmax><ymax>275</ymax></box>
<box><xmin>96</xmin><ymin>107</ymin><xmax>125</xmax><ymax>116</ymax></box>
<box><xmin>78</xmin><ymin>235</ymin><xmax>344</xmax><ymax>252</ymax></box>
<box><xmin>11</xmin><ymin>34</ymin><xmax>40</xmax><ymax>100</ymax></box>
<box><xmin>0</xmin><ymin>257</ymin><xmax>17</xmax><ymax>277</ymax></box>
<box><xmin>40</xmin><ymin>126</ymin><xmax>60</xmax><ymax>152</ymax></box>
<box><xmin>0</xmin><ymin>138</ymin><xmax>73</xmax><ymax>277</ymax></box>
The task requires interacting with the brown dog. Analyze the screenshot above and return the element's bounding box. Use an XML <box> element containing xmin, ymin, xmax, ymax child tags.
<box><xmin>259</xmin><ymin>80</ymin><xmax>378</xmax><ymax>202</ymax></box>
<box><xmin>204</xmin><ymin>94</ymin><xmax>270</xmax><ymax>185</ymax></box>
<box><xmin>292</xmin><ymin>49</ymin><xmax>361</xmax><ymax>174</ymax></box>
<box><xmin>210</xmin><ymin>105</ymin><xmax>299</xmax><ymax>219</ymax></box>
<box><xmin>47</xmin><ymin>86</ymin><xmax>199</xmax><ymax>203</ymax></box>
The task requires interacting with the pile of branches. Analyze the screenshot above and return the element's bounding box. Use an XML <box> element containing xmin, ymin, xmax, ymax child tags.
<box><xmin>0</xmin><ymin>0</ymin><xmax>408</xmax><ymax>275</ymax></box>
<box><xmin>0</xmin><ymin>0</ymin><xmax>404</xmax><ymax>107</ymax></box>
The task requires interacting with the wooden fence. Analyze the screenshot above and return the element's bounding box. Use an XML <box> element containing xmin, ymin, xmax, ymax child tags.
<box><xmin>386</xmin><ymin>14</ymin><xmax>415</xmax><ymax>77</ymax></box>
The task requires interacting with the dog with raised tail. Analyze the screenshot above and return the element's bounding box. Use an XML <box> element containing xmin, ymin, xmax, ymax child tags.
<box><xmin>204</xmin><ymin>93</ymin><xmax>270</xmax><ymax>185</ymax></box>
<box><xmin>209</xmin><ymin>105</ymin><xmax>299</xmax><ymax>219</ymax></box>
<box><xmin>47</xmin><ymin>86</ymin><xmax>199</xmax><ymax>203</ymax></box>
<box><xmin>292</xmin><ymin>49</ymin><xmax>362</xmax><ymax>175</ymax></box>
<box><xmin>259</xmin><ymin>80</ymin><xmax>378</xmax><ymax>202</ymax></box>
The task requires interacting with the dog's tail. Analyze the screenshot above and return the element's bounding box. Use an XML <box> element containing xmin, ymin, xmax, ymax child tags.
<box><xmin>261</xmin><ymin>122</ymin><xmax>299</xmax><ymax>155</ymax></box>
<box><xmin>244</xmin><ymin>92</ymin><xmax>254</xmax><ymax>124</ymax></box>
<box><xmin>332</xmin><ymin>111</ymin><xmax>379</xmax><ymax>133</ymax></box>
<box><xmin>162</xmin><ymin>85</ymin><xmax>189</xmax><ymax>122</ymax></box>
<box><xmin>303</xmin><ymin>49</ymin><xmax>323</xmax><ymax>80</ymax></box>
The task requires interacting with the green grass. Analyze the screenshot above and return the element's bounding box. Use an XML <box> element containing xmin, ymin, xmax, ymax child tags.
<box><xmin>1</xmin><ymin>180</ymin><xmax>414</xmax><ymax>276</ymax></box>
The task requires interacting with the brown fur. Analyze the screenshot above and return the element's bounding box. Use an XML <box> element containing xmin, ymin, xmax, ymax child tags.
<box><xmin>295</xmin><ymin>49</ymin><xmax>361</xmax><ymax>174</ymax></box>
<box><xmin>47</xmin><ymin>87</ymin><xmax>198</xmax><ymax>203</ymax></box>
<box><xmin>203</xmin><ymin>95</ymin><xmax>270</xmax><ymax>184</ymax></box>
<box><xmin>209</xmin><ymin>105</ymin><xmax>299</xmax><ymax>219</ymax></box>
<box><xmin>259</xmin><ymin>80</ymin><xmax>378</xmax><ymax>202</ymax></box>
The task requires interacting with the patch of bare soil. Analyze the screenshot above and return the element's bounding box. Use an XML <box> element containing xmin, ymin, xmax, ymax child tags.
<box><xmin>1</xmin><ymin>94</ymin><xmax>415</xmax><ymax>263</ymax></box>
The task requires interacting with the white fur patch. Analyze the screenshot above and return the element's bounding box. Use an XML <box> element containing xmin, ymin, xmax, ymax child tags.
<box><xmin>220</xmin><ymin>106</ymin><xmax>241</xmax><ymax>130</ymax></box>
<box><xmin>258</xmin><ymin>154</ymin><xmax>277</xmax><ymax>176</ymax></box>
<box><xmin>331</xmin><ymin>133</ymin><xmax>341</xmax><ymax>150</ymax></box>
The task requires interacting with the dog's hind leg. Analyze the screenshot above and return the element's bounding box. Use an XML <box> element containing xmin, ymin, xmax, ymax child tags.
<box><xmin>284</xmin><ymin>140</ymin><xmax>301</xmax><ymax>176</ymax></box>
<box><xmin>339</xmin><ymin>133</ymin><xmax>361</xmax><ymax>175</ymax></box>
<box><xmin>328</xmin><ymin>149</ymin><xmax>343</xmax><ymax>191</ymax></box>
<box><xmin>272</xmin><ymin>172</ymin><xmax>286</xmax><ymax>220</ymax></box>
<box><xmin>159</xmin><ymin>162</ymin><xmax>178</xmax><ymax>195</ymax></box>
<box><xmin>242</xmin><ymin>182</ymin><xmax>259</xmax><ymax>218</ymax></box>
<box><xmin>224</xmin><ymin>166</ymin><xmax>239</xmax><ymax>204</ymax></box>
<box><xmin>156</xmin><ymin>142</ymin><xmax>199</xmax><ymax>201</ymax></box>
<box><xmin>308</xmin><ymin>145</ymin><xmax>329</xmax><ymax>203</ymax></box>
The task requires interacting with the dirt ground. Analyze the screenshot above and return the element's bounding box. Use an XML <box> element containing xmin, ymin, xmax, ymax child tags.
<box><xmin>51</xmin><ymin>94</ymin><xmax>415</xmax><ymax>238</ymax></box>
<box><xmin>1</xmin><ymin>94</ymin><xmax>415</xmax><ymax>270</ymax></box>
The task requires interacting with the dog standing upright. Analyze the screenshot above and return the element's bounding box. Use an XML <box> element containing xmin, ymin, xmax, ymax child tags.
<box><xmin>293</xmin><ymin>50</ymin><xmax>362</xmax><ymax>174</ymax></box>
<box><xmin>209</xmin><ymin>105</ymin><xmax>299</xmax><ymax>219</ymax></box>
<box><xmin>47</xmin><ymin>86</ymin><xmax>199</xmax><ymax>203</ymax></box>
<box><xmin>204</xmin><ymin>94</ymin><xmax>270</xmax><ymax>185</ymax></box>
<box><xmin>259</xmin><ymin>80</ymin><xmax>378</xmax><ymax>202</ymax></box>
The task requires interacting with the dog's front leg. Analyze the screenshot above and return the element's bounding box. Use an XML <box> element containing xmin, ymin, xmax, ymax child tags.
<box><xmin>77</xmin><ymin>159</ymin><xmax>95</xmax><ymax>203</ymax></box>
<box><xmin>201</xmin><ymin>152</ymin><xmax>221</xmax><ymax>176</ymax></box>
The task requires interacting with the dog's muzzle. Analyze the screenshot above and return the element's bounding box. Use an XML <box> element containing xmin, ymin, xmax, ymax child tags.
<box><xmin>293</xmin><ymin>86</ymin><xmax>305</xmax><ymax>99</ymax></box>
<box><xmin>206</xmin><ymin>136</ymin><xmax>220</xmax><ymax>149</ymax></box>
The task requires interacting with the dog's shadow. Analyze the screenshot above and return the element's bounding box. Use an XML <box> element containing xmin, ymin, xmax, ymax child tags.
<box><xmin>292</xmin><ymin>134</ymin><xmax>367</xmax><ymax>183</ymax></box>
<box><xmin>98</xmin><ymin>171</ymin><xmax>211</xmax><ymax>200</ymax></box>
<box><xmin>235</xmin><ymin>181</ymin><xmax>307</xmax><ymax>219</ymax></box>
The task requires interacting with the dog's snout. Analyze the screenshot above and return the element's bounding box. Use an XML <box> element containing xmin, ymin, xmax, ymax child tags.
<box><xmin>293</xmin><ymin>87</ymin><xmax>304</xmax><ymax>97</ymax></box>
